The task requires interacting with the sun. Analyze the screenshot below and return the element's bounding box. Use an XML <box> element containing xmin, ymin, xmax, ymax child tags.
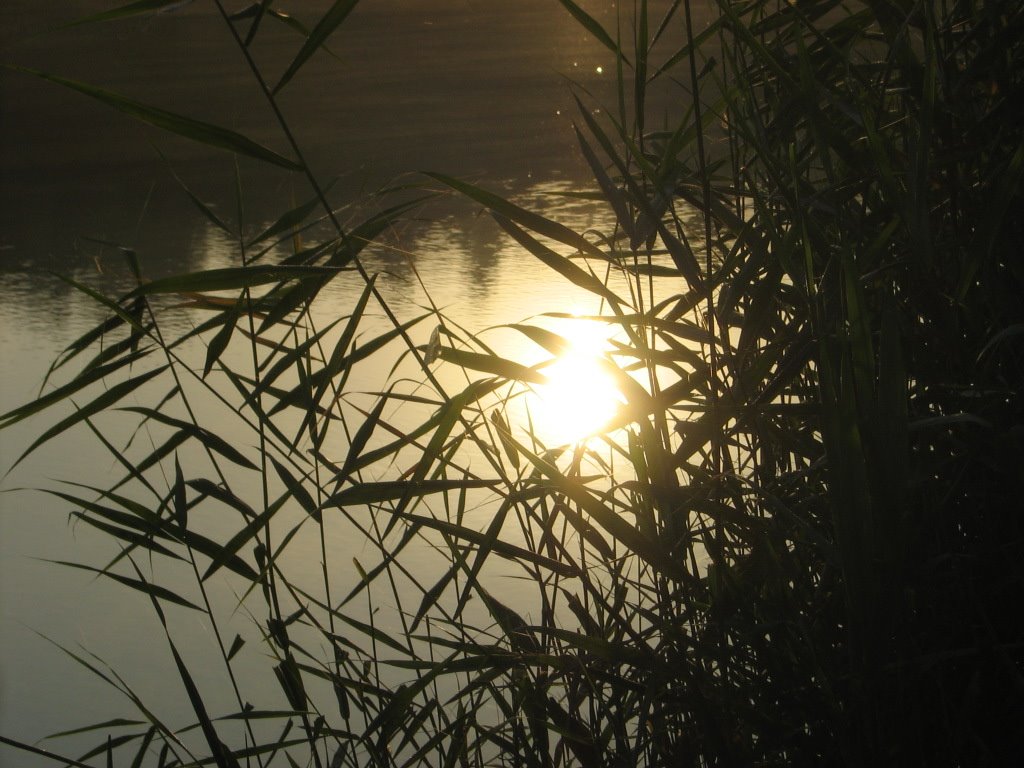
<box><xmin>532</xmin><ymin>316</ymin><xmax>621</xmax><ymax>445</ymax></box>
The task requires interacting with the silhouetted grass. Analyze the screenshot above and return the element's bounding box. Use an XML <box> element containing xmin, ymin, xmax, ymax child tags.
<box><xmin>2</xmin><ymin>1</ymin><xmax>1022</xmax><ymax>766</ymax></box>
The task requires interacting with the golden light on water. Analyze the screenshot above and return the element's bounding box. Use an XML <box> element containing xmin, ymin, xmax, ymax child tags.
<box><xmin>531</xmin><ymin>315</ymin><xmax>622</xmax><ymax>445</ymax></box>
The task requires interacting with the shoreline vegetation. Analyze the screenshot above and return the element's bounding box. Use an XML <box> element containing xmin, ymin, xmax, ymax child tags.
<box><xmin>2</xmin><ymin>1</ymin><xmax>1022</xmax><ymax>766</ymax></box>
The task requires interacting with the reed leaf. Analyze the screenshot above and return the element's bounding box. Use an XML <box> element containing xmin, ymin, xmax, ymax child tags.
<box><xmin>9</xmin><ymin>366</ymin><xmax>166</xmax><ymax>471</ymax></box>
<box><xmin>492</xmin><ymin>215</ymin><xmax>623</xmax><ymax>309</ymax></box>
<box><xmin>46</xmin><ymin>560</ymin><xmax>202</xmax><ymax>612</ymax></box>
<box><xmin>128</xmin><ymin>265</ymin><xmax>347</xmax><ymax>297</ymax></box>
<box><xmin>425</xmin><ymin>173</ymin><xmax>606</xmax><ymax>262</ymax></box>
<box><xmin>274</xmin><ymin>0</ymin><xmax>360</xmax><ymax>94</ymax></box>
<box><xmin>554</xmin><ymin>0</ymin><xmax>629</xmax><ymax>65</ymax></box>
<box><xmin>118</xmin><ymin>407</ymin><xmax>258</xmax><ymax>470</ymax></box>
<box><xmin>6</xmin><ymin>66</ymin><xmax>301</xmax><ymax>171</ymax></box>
<box><xmin>326</xmin><ymin>479</ymin><xmax>493</xmax><ymax>507</ymax></box>
<box><xmin>436</xmin><ymin>347</ymin><xmax>547</xmax><ymax>386</ymax></box>
<box><xmin>58</xmin><ymin>0</ymin><xmax>193</xmax><ymax>28</ymax></box>
<box><xmin>247</xmin><ymin>184</ymin><xmax>335</xmax><ymax>248</ymax></box>
<box><xmin>0</xmin><ymin>350</ymin><xmax>151</xmax><ymax>430</ymax></box>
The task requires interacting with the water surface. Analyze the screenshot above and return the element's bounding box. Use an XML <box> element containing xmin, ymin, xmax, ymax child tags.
<box><xmin>0</xmin><ymin>1</ymin><xmax>694</xmax><ymax>762</ymax></box>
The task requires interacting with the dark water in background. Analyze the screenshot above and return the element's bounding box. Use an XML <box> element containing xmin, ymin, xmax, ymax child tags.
<box><xmin>0</xmin><ymin>0</ymin><xmax>634</xmax><ymax>269</ymax></box>
<box><xmin>0</xmin><ymin>1</ymin><xmax>695</xmax><ymax>761</ymax></box>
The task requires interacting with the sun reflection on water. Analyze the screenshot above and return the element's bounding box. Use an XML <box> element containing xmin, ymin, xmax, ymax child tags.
<box><xmin>531</xmin><ymin>312</ymin><xmax>622</xmax><ymax>446</ymax></box>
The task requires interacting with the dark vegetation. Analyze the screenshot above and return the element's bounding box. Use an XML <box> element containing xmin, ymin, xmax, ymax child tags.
<box><xmin>1</xmin><ymin>0</ymin><xmax>1022</xmax><ymax>765</ymax></box>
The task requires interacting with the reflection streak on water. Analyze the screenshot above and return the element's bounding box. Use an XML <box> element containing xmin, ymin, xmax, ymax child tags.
<box><xmin>530</xmin><ymin>310</ymin><xmax>622</xmax><ymax>445</ymax></box>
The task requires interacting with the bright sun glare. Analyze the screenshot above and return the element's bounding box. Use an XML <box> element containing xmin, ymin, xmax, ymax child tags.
<box><xmin>532</xmin><ymin>316</ymin><xmax>622</xmax><ymax>445</ymax></box>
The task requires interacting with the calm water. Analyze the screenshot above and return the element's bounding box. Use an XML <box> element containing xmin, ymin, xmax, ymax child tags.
<box><xmin>0</xmin><ymin>1</ymin><xmax>692</xmax><ymax>762</ymax></box>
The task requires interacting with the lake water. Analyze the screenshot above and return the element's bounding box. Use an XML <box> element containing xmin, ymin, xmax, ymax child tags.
<box><xmin>0</xmin><ymin>1</ymin><xmax>694</xmax><ymax>763</ymax></box>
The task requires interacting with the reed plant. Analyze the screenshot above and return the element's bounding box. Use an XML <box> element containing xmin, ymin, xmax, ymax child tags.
<box><xmin>2</xmin><ymin>0</ymin><xmax>1022</xmax><ymax>766</ymax></box>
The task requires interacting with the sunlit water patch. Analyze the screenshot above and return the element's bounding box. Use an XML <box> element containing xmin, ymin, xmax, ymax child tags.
<box><xmin>530</xmin><ymin>311</ymin><xmax>623</xmax><ymax>446</ymax></box>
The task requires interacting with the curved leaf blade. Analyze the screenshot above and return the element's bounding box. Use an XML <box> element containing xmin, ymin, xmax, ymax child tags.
<box><xmin>6</xmin><ymin>66</ymin><xmax>302</xmax><ymax>171</ymax></box>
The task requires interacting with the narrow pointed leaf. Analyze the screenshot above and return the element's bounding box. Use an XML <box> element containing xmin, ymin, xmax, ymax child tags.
<box><xmin>0</xmin><ymin>736</ymin><xmax>97</xmax><ymax>768</ymax></box>
<box><xmin>119</xmin><ymin>407</ymin><xmax>258</xmax><ymax>470</ymax></box>
<box><xmin>274</xmin><ymin>656</ymin><xmax>308</xmax><ymax>711</ymax></box>
<box><xmin>165</xmin><ymin>640</ymin><xmax>240</xmax><ymax>768</ymax></box>
<box><xmin>161</xmin><ymin>154</ymin><xmax>233</xmax><ymax>236</ymax></box>
<box><xmin>269</xmin><ymin>457</ymin><xmax>319</xmax><ymax>520</ymax></box>
<box><xmin>274</xmin><ymin>0</ymin><xmax>360</xmax><ymax>93</ymax></box>
<box><xmin>187</xmin><ymin>479</ymin><xmax>258</xmax><ymax>520</ymax></box>
<box><xmin>555</xmin><ymin>0</ymin><xmax>629</xmax><ymax>64</ymax></box>
<box><xmin>338</xmin><ymin>392</ymin><xmax>389</xmax><ymax>480</ymax></box>
<box><xmin>203</xmin><ymin>303</ymin><xmax>240</xmax><ymax>378</ymax></box>
<box><xmin>387</xmin><ymin>509</ymin><xmax>578</xmax><ymax>577</ymax></box>
<box><xmin>201</xmin><ymin>493</ymin><xmax>287</xmax><ymax>580</ymax></box>
<box><xmin>45</xmin><ymin>719</ymin><xmax>144</xmax><ymax>741</ymax></box>
<box><xmin>247</xmin><ymin>184</ymin><xmax>334</xmax><ymax>248</ymax></box>
<box><xmin>327</xmin><ymin>479</ymin><xmax>493</xmax><ymax>507</ymax></box>
<box><xmin>59</xmin><ymin>0</ymin><xmax>193</xmax><ymax>28</ymax></box>
<box><xmin>173</xmin><ymin>455</ymin><xmax>187</xmax><ymax>531</ymax></box>
<box><xmin>128</xmin><ymin>727</ymin><xmax>156</xmax><ymax>768</ymax></box>
<box><xmin>7</xmin><ymin>66</ymin><xmax>301</xmax><ymax>171</ymax></box>
<box><xmin>573</xmin><ymin>124</ymin><xmax>635</xmax><ymax>242</ymax></box>
<box><xmin>493</xmin><ymin>214</ymin><xmax>623</xmax><ymax>309</ymax></box>
<box><xmin>0</xmin><ymin>349</ymin><xmax>151</xmax><ymax>430</ymax></box>
<box><xmin>129</xmin><ymin>265</ymin><xmax>345</xmax><ymax>297</ymax></box>
<box><xmin>490</xmin><ymin>410</ymin><xmax>520</xmax><ymax>469</ymax></box>
<box><xmin>47</xmin><ymin>560</ymin><xmax>203</xmax><ymax>611</ymax></box>
<box><xmin>436</xmin><ymin>346</ymin><xmax>547</xmax><ymax>385</ymax></box>
<box><xmin>226</xmin><ymin>635</ymin><xmax>245</xmax><ymax>662</ymax></box>
<box><xmin>425</xmin><ymin>173</ymin><xmax>607</xmax><ymax>261</ymax></box>
<box><xmin>11</xmin><ymin>366</ymin><xmax>166</xmax><ymax>471</ymax></box>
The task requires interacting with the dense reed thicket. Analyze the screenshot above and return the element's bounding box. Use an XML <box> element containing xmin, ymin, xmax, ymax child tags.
<box><xmin>2</xmin><ymin>1</ymin><xmax>1022</xmax><ymax>766</ymax></box>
